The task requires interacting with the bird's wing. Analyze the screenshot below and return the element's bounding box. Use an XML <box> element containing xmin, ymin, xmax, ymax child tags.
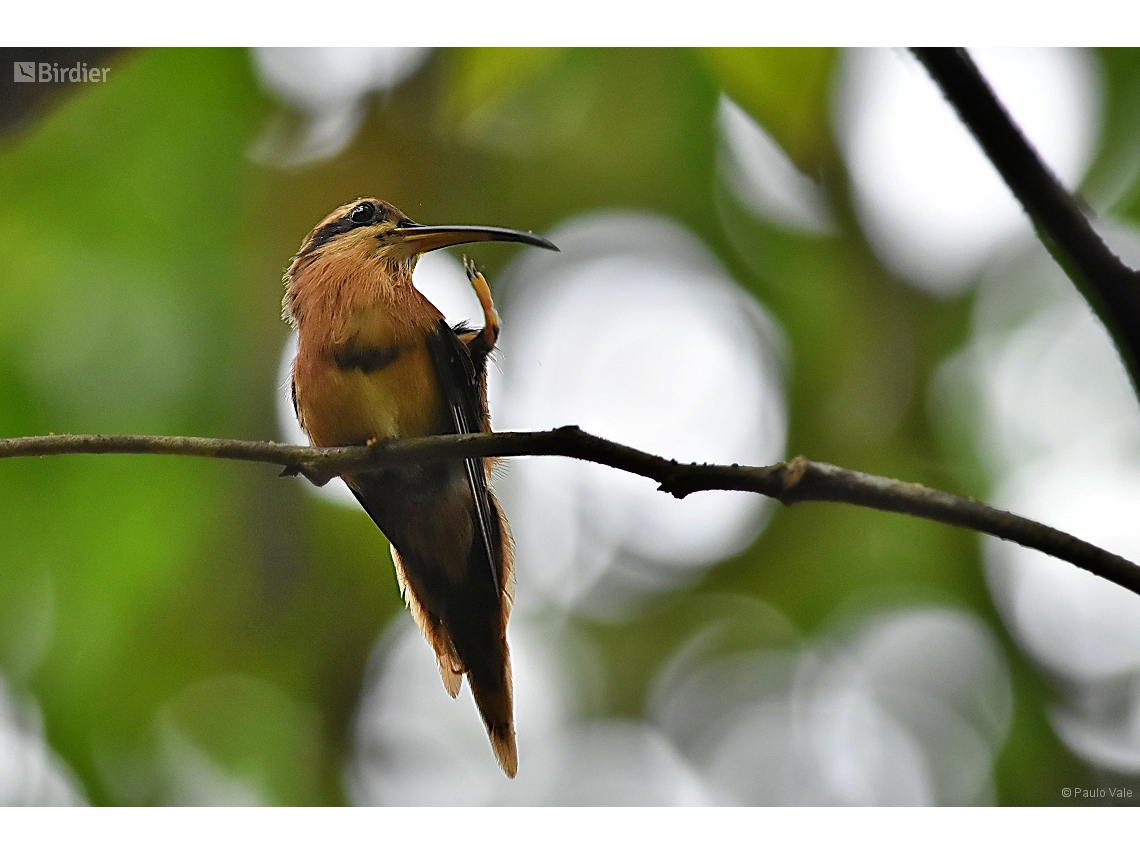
<box><xmin>425</xmin><ymin>319</ymin><xmax>499</xmax><ymax>591</ymax></box>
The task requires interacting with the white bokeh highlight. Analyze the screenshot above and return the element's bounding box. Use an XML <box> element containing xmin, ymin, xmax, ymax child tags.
<box><xmin>1051</xmin><ymin>683</ymin><xmax>1140</xmax><ymax>774</ymax></box>
<box><xmin>0</xmin><ymin>676</ymin><xmax>85</xmax><ymax>806</ymax></box>
<box><xmin>490</xmin><ymin>212</ymin><xmax>788</xmax><ymax>617</ymax></box>
<box><xmin>834</xmin><ymin>48</ymin><xmax>1102</xmax><ymax>295</ymax></box>
<box><xmin>347</xmin><ymin>614</ymin><xmax>717</xmax><ymax>806</ymax></box>
<box><xmin>349</xmin><ymin>605</ymin><xmax>1009</xmax><ymax>805</ymax></box>
<box><xmin>932</xmin><ymin>220</ymin><xmax>1140</xmax><ymax>771</ymax></box>
<box><xmin>987</xmin><ymin>457</ymin><xmax>1140</xmax><ymax>682</ymax></box>
<box><xmin>250</xmin><ymin>48</ymin><xmax>431</xmax><ymax>167</ymax></box>
<box><xmin>650</xmin><ymin>608</ymin><xmax>1010</xmax><ymax>805</ymax></box>
<box><xmin>717</xmin><ymin>95</ymin><xmax>835</xmax><ymax>234</ymax></box>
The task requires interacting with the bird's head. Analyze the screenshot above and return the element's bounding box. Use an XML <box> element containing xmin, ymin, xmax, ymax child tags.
<box><xmin>288</xmin><ymin>197</ymin><xmax>557</xmax><ymax>276</ymax></box>
<box><xmin>284</xmin><ymin>197</ymin><xmax>556</xmax><ymax>328</ymax></box>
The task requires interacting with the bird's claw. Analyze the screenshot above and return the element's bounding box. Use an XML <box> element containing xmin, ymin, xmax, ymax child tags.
<box><xmin>462</xmin><ymin>257</ymin><xmax>500</xmax><ymax>350</ymax></box>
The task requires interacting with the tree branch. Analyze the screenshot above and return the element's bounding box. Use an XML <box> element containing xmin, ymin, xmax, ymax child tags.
<box><xmin>911</xmin><ymin>47</ymin><xmax>1140</xmax><ymax>393</ymax></box>
<box><xmin>2</xmin><ymin>427</ymin><xmax>1138</xmax><ymax>598</ymax></box>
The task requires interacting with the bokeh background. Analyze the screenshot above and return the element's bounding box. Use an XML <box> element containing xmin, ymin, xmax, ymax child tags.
<box><xmin>2</xmin><ymin>46</ymin><xmax>1140</xmax><ymax>805</ymax></box>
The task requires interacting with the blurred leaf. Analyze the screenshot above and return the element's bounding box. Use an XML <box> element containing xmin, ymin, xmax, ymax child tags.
<box><xmin>443</xmin><ymin>47</ymin><xmax>567</xmax><ymax>124</ymax></box>
<box><xmin>152</xmin><ymin>674</ymin><xmax>323</xmax><ymax>805</ymax></box>
<box><xmin>441</xmin><ymin>48</ymin><xmax>566</xmax><ymax>146</ymax></box>
<box><xmin>0</xmin><ymin>566</ymin><xmax>54</xmax><ymax>681</ymax></box>
<box><xmin>1089</xmin><ymin>49</ymin><xmax>1140</xmax><ymax>220</ymax></box>
<box><xmin>439</xmin><ymin>48</ymin><xmax>593</xmax><ymax>155</ymax></box>
<box><xmin>696</xmin><ymin>47</ymin><xmax>837</xmax><ymax>174</ymax></box>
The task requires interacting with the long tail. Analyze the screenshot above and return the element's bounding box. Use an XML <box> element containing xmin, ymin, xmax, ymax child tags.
<box><xmin>348</xmin><ymin>470</ymin><xmax>517</xmax><ymax>776</ymax></box>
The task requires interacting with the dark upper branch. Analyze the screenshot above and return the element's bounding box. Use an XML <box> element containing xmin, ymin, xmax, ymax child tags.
<box><xmin>2</xmin><ymin>427</ymin><xmax>1138</xmax><ymax>599</ymax></box>
<box><xmin>911</xmin><ymin>47</ymin><xmax>1140</xmax><ymax>393</ymax></box>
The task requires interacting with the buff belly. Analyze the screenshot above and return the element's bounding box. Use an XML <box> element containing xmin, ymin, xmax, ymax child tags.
<box><xmin>293</xmin><ymin>337</ymin><xmax>440</xmax><ymax>448</ymax></box>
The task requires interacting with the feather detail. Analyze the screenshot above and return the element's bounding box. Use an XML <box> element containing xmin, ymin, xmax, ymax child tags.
<box><xmin>391</xmin><ymin>543</ymin><xmax>464</xmax><ymax>698</ymax></box>
<box><xmin>485</xmin><ymin>652</ymin><xmax>517</xmax><ymax>777</ymax></box>
<box><xmin>491</xmin><ymin>491</ymin><xmax>516</xmax><ymax>624</ymax></box>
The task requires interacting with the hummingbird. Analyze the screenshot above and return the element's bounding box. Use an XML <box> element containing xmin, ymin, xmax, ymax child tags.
<box><xmin>282</xmin><ymin>197</ymin><xmax>557</xmax><ymax>777</ymax></box>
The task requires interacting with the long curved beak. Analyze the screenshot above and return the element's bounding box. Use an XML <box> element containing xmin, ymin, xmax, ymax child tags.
<box><xmin>393</xmin><ymin>223</ymin><xmax>559</xmax><ymax>253</ymax></box>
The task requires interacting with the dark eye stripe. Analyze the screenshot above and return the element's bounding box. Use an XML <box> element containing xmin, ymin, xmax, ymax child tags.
<box><xmin>298</xmin><ymin>204</ymin><xmax>380</xmax><ymax>258</ymax></box>
<box><xmin>298</xmin><ymin>218</ymin><xmax>358</xmax><ymax>257</ymax></box>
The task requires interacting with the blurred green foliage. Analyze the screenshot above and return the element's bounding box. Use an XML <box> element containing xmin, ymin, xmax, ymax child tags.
<box><xmin>1</xmin><ymin>47</ymin><xmax>1138</xmax><ymax>804</ymax></box>
<box><xmin>697</xmin><ymin>47</ymin><xmax>837</xmax><ymax>173</ymax></box>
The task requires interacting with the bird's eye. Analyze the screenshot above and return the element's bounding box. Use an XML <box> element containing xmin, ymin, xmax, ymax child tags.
<box><xmin>350</xmin><ymin>202</ymin><xmax>376</xmax><ymax>224</ymax></box>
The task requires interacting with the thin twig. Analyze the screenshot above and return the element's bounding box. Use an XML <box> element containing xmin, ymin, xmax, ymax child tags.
<box><xmin>911</xmin><ymin>47</ymin><xmax>1140</xmax><ymax>392</ymax></box>
<box><xmin>2</xmin><ymin>427</ymin><xmax>1138</xmax><ymax>598</ymax></box>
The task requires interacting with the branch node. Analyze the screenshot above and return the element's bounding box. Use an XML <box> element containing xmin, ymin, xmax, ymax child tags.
<box><xmin>779</xmin><ymin>456</ymin><xmax>810</xmax><ymax>503</ymax></box>
<box><xmin>284</xmin><ymin>463</ymin><xmax>335</xmax><ymax>487</ymax></box>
